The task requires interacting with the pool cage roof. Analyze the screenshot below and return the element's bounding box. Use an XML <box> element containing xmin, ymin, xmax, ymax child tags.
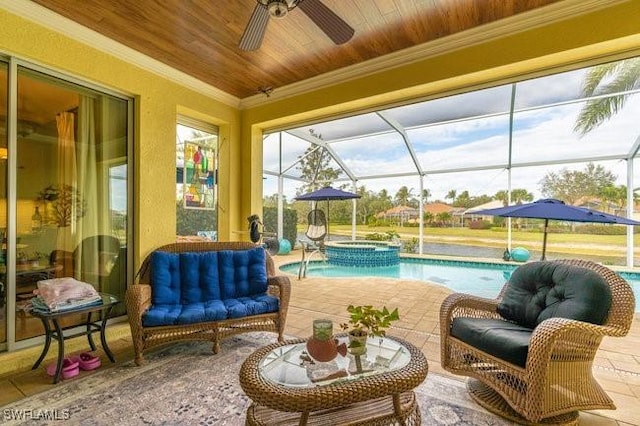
<box><xmin>264</xmin><ymin>57</ymin><xmax>640</xmax><ymax>200</ymax></box>
<box><xmin>263</xmin><ymin>57</ymin><xmax>640</xmax><ymax>265</ymax></box>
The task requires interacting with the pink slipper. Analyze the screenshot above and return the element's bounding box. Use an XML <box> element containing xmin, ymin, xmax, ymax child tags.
<box><xmin>46</xmin><ymin>358</ymin><xmax>80</xmax><ymax>379</ymax></box>
<box><xmin>71</xmin><ymin>352</ymin><xmax>101</xmax><ymax>371</ymax></box>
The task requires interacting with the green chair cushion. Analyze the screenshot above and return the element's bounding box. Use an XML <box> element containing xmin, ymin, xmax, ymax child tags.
<box><xmin>498</xmin><ymin>261</ymin><xmax>612</xmax><ymax>329</ymax></box>
<box><xmin>451</xmin><ymin>318</ymin><xmax>533</xmax><ymax>367</ymax></box>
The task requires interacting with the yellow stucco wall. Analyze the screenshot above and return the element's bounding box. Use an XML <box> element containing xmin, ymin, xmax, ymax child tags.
<box><xmin>241</xmin><ymin>0</ymin><xmax>640</xmax><ymax>219</ymax></box>
<box><xmin>0</xmin><ymin>9</ymin><xmax>242</xmax><ymax>270</ymax></box>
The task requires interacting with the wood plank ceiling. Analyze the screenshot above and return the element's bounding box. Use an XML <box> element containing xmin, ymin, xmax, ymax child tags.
<box><xmin>32</xmin><ymin>0</ymin><xmax>564</xmax><ymax>99</ymax></box>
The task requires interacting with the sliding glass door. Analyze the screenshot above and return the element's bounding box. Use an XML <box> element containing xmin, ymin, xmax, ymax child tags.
<box><xmin>0</xmin><ymin>60</ymin><xmax>7</xmax><ymax>347</ymax></box>
<box><xmin>0</xmin><ymin>60</ymin><xmax>131</xmax><ymax>350</ymax></box>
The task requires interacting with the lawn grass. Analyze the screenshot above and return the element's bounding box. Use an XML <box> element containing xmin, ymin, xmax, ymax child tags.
<box><xmin>314</xmin><ymin>224</ymin><xmax>639</xmax><ymax>262</ymax></box>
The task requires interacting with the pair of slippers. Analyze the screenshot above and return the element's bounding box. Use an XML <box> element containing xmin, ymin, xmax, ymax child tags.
<box><xmin>46</xmin><ymin>353</ymin><xmax>101</xmax><ymax>379</ymax></box>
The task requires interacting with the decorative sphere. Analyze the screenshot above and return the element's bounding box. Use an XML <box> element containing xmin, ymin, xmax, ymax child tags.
<box><xmin>278</xmin><ymin>239</ymin><xmax>292</xmax><ymax>255</ymax></box>
<box><xmin>511</xmin><ymin>247</ymin><xmax>530</xmax><ymax>262</ymax></box>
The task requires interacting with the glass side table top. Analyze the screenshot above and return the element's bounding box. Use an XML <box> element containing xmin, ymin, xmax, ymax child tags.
<box><xmin>258</xmin><ymin>335</ymin><xmax>410</xmax><ymax>388</ymax></box>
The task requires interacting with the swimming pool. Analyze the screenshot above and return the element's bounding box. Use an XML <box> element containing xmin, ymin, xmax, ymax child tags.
<box><xmin>280</xmin><ymin>257</ymin><xmax>640</xmax><ymax>312</ymax></box>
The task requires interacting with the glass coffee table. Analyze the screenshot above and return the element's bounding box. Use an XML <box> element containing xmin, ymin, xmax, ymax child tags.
<box><xmin>239</xmin><ymin>334</ymin><xmax>428</xmax><ymax>425</ymax></box>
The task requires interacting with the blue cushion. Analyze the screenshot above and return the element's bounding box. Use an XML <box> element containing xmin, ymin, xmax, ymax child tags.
<box><xmin>218</xmin><ymin>248</ymin><xmax>267</xmax><ymax>299</ymax></box>
<box><xmin>150</xmin><ymin>252</ymin><xmax>181</xmax><ymax>305</ymax></box>
<box><xmin>142</xmin><ymin>304</ymin><xmax>182</xmax><ymax>327</ymax></box>
<box><xmin>179</xmin><ymin>252</ymin><xmax>221</xmax><ymax>304</ymax></box>
<box><xmin>142</xmin><ymin>301</ymin><xmax>228</xmax><ymax>326</ymax></box>
<box><xmin>224</xmin><ymin>294</ymin><xmax>280</xmax><ymax>319</ymax></box>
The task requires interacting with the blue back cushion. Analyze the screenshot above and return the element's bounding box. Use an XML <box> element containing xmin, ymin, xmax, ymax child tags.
<box><xmin>497</xmin><ymin>261</ymin><xmax>612</xmax><ymax>329</ymax></box>
<box><xmin>150</xmin><ymin>251</ymin><xmax>181</xmax><ymax>305</ymax></box>
<box><xmin>218</xmin><ymin>248</ymin><xmax>267</xmax><ymax>299</ymax></box>
<box><xmin>179</xmin><ymin>252</ymin><xmax>221</xmax><ymax>304</ymax></box>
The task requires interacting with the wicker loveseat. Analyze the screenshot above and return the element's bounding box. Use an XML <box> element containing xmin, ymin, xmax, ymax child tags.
<box><xmin>440</xmin><ymin>259</ymin><xmax>635</xmax><ymax>424</ymax></box>
<box><xmin>126</xmin><ymin>242</ymin><xmax>291</xmax><ymax>365</ymax></box>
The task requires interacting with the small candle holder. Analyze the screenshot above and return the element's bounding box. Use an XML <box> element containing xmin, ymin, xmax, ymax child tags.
<box><xmin>312</xmin><ymin>319</ymin><xmax>333</xmax><ymax>341</ymax></box>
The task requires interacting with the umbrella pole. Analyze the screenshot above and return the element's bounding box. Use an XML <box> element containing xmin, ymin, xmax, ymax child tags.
<box><xmin>541</xmin><ymin>218</ymin><xmax>549</xmax><ymax>261</ymax></box>
<box><xmin>326</xmin><ymin>200</ymin><xmax>330</xmax><ymax>241</ymax></box>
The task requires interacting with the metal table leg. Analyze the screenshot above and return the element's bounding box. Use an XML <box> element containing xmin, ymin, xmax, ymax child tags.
<box><xmin>100</xmin><ymin>305</ymin><xmax>116</xmax><ymax>362</ymax></box>
<box><xmin>86</xmin><ymin>311</ymin><xmax>97</xmax><ymax>351</ymax></box>
<box><xmin>32</xmin><ymin>317</ymin><xmax>52</xmax><ymax>369</ymax></box>
<box><xmin>51</xmin><ymin>319</ymin><xmax>65</xmax><ymax>384</ymax></box>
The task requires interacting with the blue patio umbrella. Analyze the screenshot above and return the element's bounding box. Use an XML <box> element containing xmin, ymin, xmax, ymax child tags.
<box><xmin>295</xmin><ymin>186</ymin><xmax>361</xmax><ymax>239</ymax></box>
<box><xmin>471</xmin><ymin>198</ymin><xmax>640</xmax><ymax>260</ymax></box>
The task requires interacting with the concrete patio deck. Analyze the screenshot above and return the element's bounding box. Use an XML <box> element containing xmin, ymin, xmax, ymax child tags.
<box><xmin>0</xmin><ymin>250</ymin><xmax>638</xmax><ymax>425</ymax></box>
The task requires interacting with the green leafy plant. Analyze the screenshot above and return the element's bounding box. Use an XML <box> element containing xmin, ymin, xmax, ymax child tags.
<box><xmin>340</xmin><ymin>305</ymin><xmax>400</xmax><ymax>338</ymax></box>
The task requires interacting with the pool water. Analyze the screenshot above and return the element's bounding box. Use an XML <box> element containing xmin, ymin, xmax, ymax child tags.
<box><xmin>281</xmin><ymin>258</ymin><xmax>640</xmax><ymax>312</ymax></box>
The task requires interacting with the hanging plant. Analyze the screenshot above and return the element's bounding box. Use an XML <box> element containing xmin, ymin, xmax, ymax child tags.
<box><xmin>38</xmin><ymin>184</ymin><xmax>87</xmax><ymax>227</ymax></box>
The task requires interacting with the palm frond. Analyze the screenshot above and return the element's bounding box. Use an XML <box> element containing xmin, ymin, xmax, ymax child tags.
<box><xmin>574</xmin><ymin>58</ymin><xmax>640</xmax><ymax>136</ymax></box>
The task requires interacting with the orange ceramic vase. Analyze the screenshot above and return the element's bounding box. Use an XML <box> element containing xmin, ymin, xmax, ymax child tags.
<box><xmin>306</xmin><ymin>319</ymin><xmax>348</xmax><ymax>362</ymax></box>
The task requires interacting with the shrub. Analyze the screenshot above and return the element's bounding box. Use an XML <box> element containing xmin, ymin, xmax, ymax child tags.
<box><xmin>468</xmin><ymin>220</ymin><xmax>492</xmax><ymax>230</ymax></box>
<box><xmin>263</xmin><ymin>207</ymin><xmax>298</xmax><ymax>248</ymax></box>
<box><xmin>176</xmin><ymin>201</ymin><xmax>217</xmax><ymax>236</ymax></box>
<box><xmin>403</xmin><ymin>237</ymin><xmax>419</xmax><ymax>253</ymax></box>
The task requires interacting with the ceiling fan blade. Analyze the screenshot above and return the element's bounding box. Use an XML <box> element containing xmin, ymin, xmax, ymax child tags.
<box><xmin>298</xmin><ymin>0</ymin><xmax>354</xmax><ymax>45</ymax></box>
<box><xmin>239</xmin><ymin>4</ymin><xmax>270</xmax><ymax>51</ymax></box>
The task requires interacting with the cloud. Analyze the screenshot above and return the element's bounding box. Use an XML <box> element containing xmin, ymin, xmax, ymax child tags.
<box><xmin>264</xmin><ymin>67</ymin><xmax>640</xmax><ymax>202</ymax></box>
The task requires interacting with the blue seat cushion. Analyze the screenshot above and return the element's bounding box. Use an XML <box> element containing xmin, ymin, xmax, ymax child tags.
<box><xmin>150</xmin><ymin>251</ymin><xmax>181</xmax><ymax>305</ymax></box>
<box><xmin>451</xmin><ymin>318</ymin><xmax>533</xmax><ymax>368</ymax></box>
<box><xmin>179</xmin><ymin>251</ymin><xmax>221</xmax><ymax>304</ymax></box>
<box><xmin>142</xmin><ymin>300</ymin><xmax>227</xmax><ymax>327</ymax></box>
<box><xmin>218</xmin><ymin>248</ymin><xmax>268</xmax><ymax>299</ymax></box>
<box><xmin>497</xmin><ymin>261</ymin><xmax>612</xmax><ymax>329</ymax></box>
<box><xmin>224</xmin><ymin>294</ymin><xmax>280</xmax><ymax>319</ymax></box>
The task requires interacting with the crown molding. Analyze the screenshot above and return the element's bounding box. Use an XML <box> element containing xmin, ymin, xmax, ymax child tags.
<box><xmin>239</xmin><ymin>0</ymin><xmax>629</xmax><ymax>109</ymax></box>
<box><xmin>0</xmin><ymin>0</ymin><xmax>241</xmax><ymax>108</ymax></box>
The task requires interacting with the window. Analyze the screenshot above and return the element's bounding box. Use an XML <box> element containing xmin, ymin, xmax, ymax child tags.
<box><xmin>176</xmin><ymin>117</ymin><xmax>218</xmax><ymax>239</ymax></box>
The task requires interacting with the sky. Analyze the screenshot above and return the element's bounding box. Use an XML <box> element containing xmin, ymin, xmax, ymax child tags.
<box><xmin>263</xmin><ymin>60</ymin><xmax>640</xmax><ymax>204</ymax></box>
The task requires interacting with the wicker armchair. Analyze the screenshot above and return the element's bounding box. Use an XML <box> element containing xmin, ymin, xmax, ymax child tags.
<box><xmin>126</xmin><ymin>241</ymin><xmax>291</xmax><ymax>365</ymax></box>
<box><xmin>440</xmin><ymin>259</ymin><xmax>635</xmax><ymax>425</ymax></box>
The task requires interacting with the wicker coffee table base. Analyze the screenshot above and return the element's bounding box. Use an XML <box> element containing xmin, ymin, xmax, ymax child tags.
<box><xmin>246</xmin><ymin>391</ymin><xmax>420</xmax><ymax>426</ymax></box>
<box><xmin>467</xmin><ymin>379</ymin><xmax>579</xmax><ymax>426</ymax></box>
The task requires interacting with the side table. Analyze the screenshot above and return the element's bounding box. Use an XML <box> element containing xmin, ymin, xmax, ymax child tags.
<box><xmin>30</xmin><ymin>293</ymin><xmax>121</xmax><ymax>383</ymax></box>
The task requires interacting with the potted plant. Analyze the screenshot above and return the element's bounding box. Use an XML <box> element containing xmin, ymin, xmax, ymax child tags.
<box><xmin>340</xmin><ymin>304</ymin><xmax>400</xmax><ymax>356</ymax></box>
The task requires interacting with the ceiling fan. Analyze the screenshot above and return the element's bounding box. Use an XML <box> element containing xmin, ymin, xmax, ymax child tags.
<box><xmin>239</xmin><ymin>0</ymin><xmax>355</xmax><ymax>51</ymax></box>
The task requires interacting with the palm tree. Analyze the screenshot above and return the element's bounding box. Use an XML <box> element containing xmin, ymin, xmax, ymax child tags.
<box><xmin>511</xmin><ymin>188</ymin><xmax>534</xmax><ymax>205</ymax></box>
<box><xmin>574</xmin><ymin>57</ymin><xmax>640</xmax><ymax>136</ymax></box>
<box><xmin>394</xmin><ymin>186</ymin><xmax>414</xmax><ymax>206</ymax></box>
<box><xmin>445</xmin><ymin>190</ymin><xmax>457</xmax><ymax>204</ymax></box>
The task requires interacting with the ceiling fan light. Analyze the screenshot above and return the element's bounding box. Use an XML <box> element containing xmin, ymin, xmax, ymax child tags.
<box><xmin>268</xmin><ymin>1</ymin><xmax>288</xmax><ymax>18</ymax></box>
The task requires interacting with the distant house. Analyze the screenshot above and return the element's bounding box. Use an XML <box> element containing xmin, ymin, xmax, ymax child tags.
<box><xmin>423</xmin><ymin>202</ymin><xmax>454</xmax><ymax>215</ymax></box>
<box><xmin>376</xmin><ymin>205</ymin><xmax>419</xmax><ymax>225</ymax></box>
<box><xmin>456</xmin><ymin>200</ymin><xmax>505</xmax><ymax>224</ymax></box>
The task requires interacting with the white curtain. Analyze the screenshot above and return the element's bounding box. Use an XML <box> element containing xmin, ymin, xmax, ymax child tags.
<box><xmin>76</xmin><ymin>96</ymin><xmax>98</xmax><ymax>239</ymax></box>
<box><xmin>55</xmin><ymin>112</ymin><xmax>76</xmax><ymax>252</ymax></box>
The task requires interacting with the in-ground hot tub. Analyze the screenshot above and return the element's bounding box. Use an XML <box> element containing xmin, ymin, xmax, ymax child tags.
<box><xmin>324</xmin><ymin>240</ymin><xmax>401</xmax><ymax>267</ymax></box>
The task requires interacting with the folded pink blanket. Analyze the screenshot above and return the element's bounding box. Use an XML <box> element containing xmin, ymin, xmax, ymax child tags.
<box><xmin>34</xmin><ymin>277</ymin><xmax>99</xmax><ymax>310</ymax></box>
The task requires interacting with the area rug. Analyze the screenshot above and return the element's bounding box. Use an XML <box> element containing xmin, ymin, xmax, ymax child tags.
<box><xmin>1</xmin><ymin>333</ymin><xmax>515</xmax><ymax>425</ymax></box>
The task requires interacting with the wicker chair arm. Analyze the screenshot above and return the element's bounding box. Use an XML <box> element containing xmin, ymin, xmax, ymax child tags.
<box><xmin>125</xmin><ymin>284</ymin><xmax>152</xmax><ymax>323</ymax></box>
<box><xmin>526</xmin><ymin>317</ymin><xmax>618</xmax><ymax>370</ymax></box>
<box><xmin>440</xmin><ymin>292</ymin><xmax>501</xmax><ymax>321</ymax></box>
<box><xmin>267</xmin><ymin>275</ymin><xmax>291</xmax><ymax>304</ymax></box>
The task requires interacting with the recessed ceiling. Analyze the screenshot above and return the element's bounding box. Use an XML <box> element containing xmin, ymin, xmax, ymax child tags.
<box><xmin>28</xmin><ymin>0</ymin><xmax>566</xmax><ymax>99</ymax></box>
